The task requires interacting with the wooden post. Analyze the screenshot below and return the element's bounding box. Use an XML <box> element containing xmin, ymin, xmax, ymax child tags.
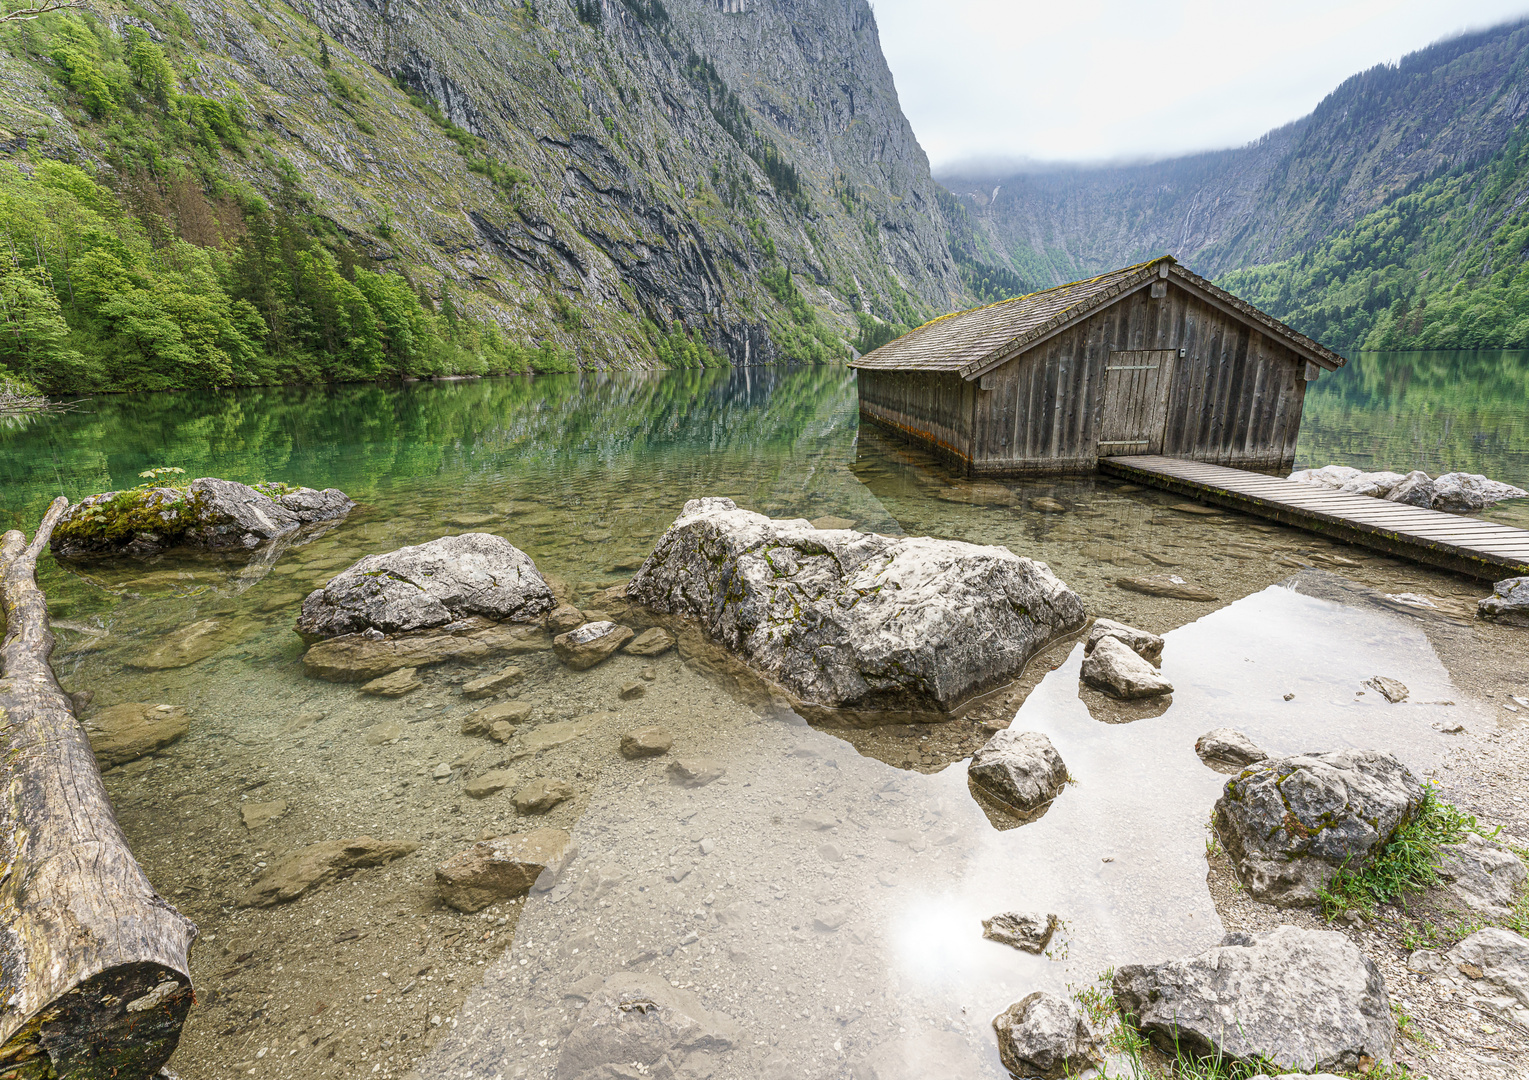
<box><xmin>0</xmin><ymin>497</ymin><xmax>196</xmax><ymax>1079</ymax></box>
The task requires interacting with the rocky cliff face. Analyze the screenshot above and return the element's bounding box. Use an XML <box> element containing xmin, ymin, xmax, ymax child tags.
<box><xmin>943</xmin><ymin>20</ymin><xmax>1529</xmax><ymax>286</ymax></box>
<box><xmin>1</xmin><ymin>0</ymin><xmax>968</xmax><ymax>366</ymax></box>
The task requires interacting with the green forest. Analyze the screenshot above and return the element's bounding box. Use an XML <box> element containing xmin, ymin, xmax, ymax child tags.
<box><xmin>0</xmin><ymin>10</ymin><xmax>736</xmax><ymax>394</ymax></box>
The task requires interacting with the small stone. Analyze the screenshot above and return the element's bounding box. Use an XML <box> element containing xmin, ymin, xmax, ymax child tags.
<box><xmin>1030</xmin><ymin>497</ymin><xmax>1066</xmax><ymax>514</ymax></box>
<box><xmin>668</xmin><ymin>756</ymin><xmax>725</xmax><ymax>787</ymax></box>
<box><xmin>462</xmin><ymin>700</ymin><xmax>533</xmax><ymax>736</ymax></box>
<box><xmin>819</xmin><ymin>843</ymin><xmax>845</xmax><ymax>862</ymax></box>
<box><xmin>993</xmin><ymin>992</ymin><xmax>1101</xmax><ymax>1080</ymax></box>
<box><xmin>434</xmin><ymin>828</ymin><xmax>575</xmax><ymax>912</ymax></box>
<box><xmin>359</xmin><ymin>667</ymin><xmax>421</xmax><ymax>697</ymax></box>
<box><xmin>982</xmin><ymin>911</ymin><xmax>1059</xmax><ymax>953</ymax></box>
<box><xmin>1116</xmin><ymin>575</ymin><xmax>1219</xmax><ymax>602</ymax></box>
<box><xmin>68</xmin><ymin>689</ymin><xmax>94</xmax><ymax>713</ymax></box>
<box><xmin>241</xmin><ymin>799</ymin><xmax>288</xmax><ymax>830</ymax></box>
<box><xmin>814</xmin><ymin>906</ymin><xmax>848</xmax><ymax>930</ymax></box>
<box><xmin>545</xmin><ymin>604</ymin><xmax>585</xmax><ymax>634</ymax></box>
<box><xmin>238</xmin><ymin>836</ymin><xmax>419</xmax><ymax>907</ymax></box>
<box><xmin>623</xmin><ymin>626</ymin><xmax>676</xmax><ymax>657</ymax></box>
<box><xmin>968</xmin><ymin>730</ymin><xmax>1068</xmax><ymax>820</ymax></box>
<box><xmin>487</xmin><ymin>721</ymin><xmax>517</xmax><ymax>743</ymax></box>
<box><xmin>1283</xmin><ymin>692</ymin><xmax>1295</xmax><ymax>701</ymax></box>
<box><xmin>1363</xmin><ymin>676</ymin><xmax>1408</xmax><ymax>703</ymax></box>
<box><xmin>809</xmin><ymin>516</ymin><xmax>857</xmax><ymax>531</ymax></box>
<box><xmin>619</xmin><ymin>681</ymin><xmax>646</xmax><ymax>700</ymax></box>
<box><xmin>508</xmin><ymin>719</ymin><xmax>590</xmax><ymax>754</ymax></box>
<box><xmin>1081</xmin><ymin>636</ymin><xmax>1173</xmax><ymax>699</ymax></box>
<box><xmin>1195</xmin><ymin>728</ymin><xmax>1268</xmax><ymax>770</ymax></box>
<box><xmin>462</xmin><ymin>770</ymin><xmax>515</xmax><ymax>799</ymax></box>
<box><xmin>620</xmin><ymin>726</ymin><xmax>673</xmax><ymax>759</ymax></box>
<box><xmin>553</xmin><ymin>622</ymin><xmax>635</xmax><ymax>670</ymax></box>
<box><xmin>1085</xmin><ymin>618</ymin><xmax>1163</xmax><ymax>661</ymax></box>
<box><xmin>640</xmin><ymin>666</ymin><xmax>658</xmax><ymax>681</ymax></box>
<box><xmin>513</xmin><ymin>777</ymin><xmax>574</xmax><ymax>814</ymax></box>
<box><xmin>431</xmin><ymin>762</ymin><xmax>452</xmax><ymax>779</ymax></box>
<box><xmin>84</xmin><ymin>703</ymin><xmax>190</xmax><ymax>767</ymax></box>
<box><xmin>461</xmin><ymin>666</ymin><xmax>524</xmax><ymax>699</ymax></box>
<box><xmin>363</xmin><ymin>721</ymin><xmax>404</xmax><ymax>745</ymax></box>
<box><xmin>699</xmin><ymin>838</ymin><xmax>716</xmax><ymax>855</ymax></box>
<box><xmin>1170</xmin><ymin>502</ymin><xmax>1221</xmax><ymax>515</ymax></box>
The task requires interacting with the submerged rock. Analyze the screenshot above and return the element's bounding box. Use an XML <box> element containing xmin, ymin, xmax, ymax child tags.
<box><xmin>1213</xmin><ymin>749</ymin><xmax>1425</xmax><ymax>906</ymax></box>
<box><xmin>359</xmin><ymin>667</ymin><xmax>421</xmax><ymax>697</ymax></box>
<box><xmin>1113</xmin><ymin>927</ymin><xmax>1394</xmax><ymax>1073</ymax></box>
<box><xmin>85</xmin><ymin>703</ymin><xmax>190</xmax><ymax>767</ymax></box>
<box><xmin>1080</xmin><ymin>635</ymin><xmax>1173</xmax><ymax>699</ymax></box>
<box><xmin>51</xmin><ymin>477</ymin><xmax>354</xmax><ymax>557</ymax></box>
<box><xmin>968</xmin><ymin>729</ymin><xmax>1068</xmax><ymax>820</ymax></box>
<box><xmin>669</xmin><ymin>756</ymin><xmax>726</xmax><ymax>787</ymax></box>
<box><xmin>462</xmin><ymin>700</ymin><xmax>533</xmax><ymax>736</ymax></box>
<box><xmin>1115</xmin><ymin>574</ymin><xmax>1218</xmax><ymax>602</ymax></box>
<box><xmin>1435</xmin><ymin>833</ymin><xmax>1528</xmax><ymax>919</ymax></box>
<box><xmin>992</xmin><ymin>992</ymin><xmax>1100</xmax><ymax>1080</ymax></box>
<box><xmin>1085</xmin><ymin>617</ymin><xmax>1163</xmax><ymax>662</ymax></box>
<box><xmin>1363</xmin><ymin>675</ymin><xmax>1408</xmax><ymax>703</ymax></box>
<box><xmin>1479</xmin><ymin>577</ymin><xmax>1529</xmax><ymax>627</ymax></box>
<box><xmin>513</xmin><ymin>777</ymin><xmax>574</xmax><ymax>814</ymax></box>
<box><xmin>553</xmin><ymin>621</ymin><xmax>634</xmax><ymax>670</ymax></box>
<box><xmin>1195</xmin><ymin>728</ymin><xmax>1268</xmax><ymax>771</ymax></box>
<box><xmin>301</xmin><ymin>618</ymin><xmax>546</xmax><ymax>682</ymax></box>
<box><xmin>238</xmin><ymin>836</ymin><xmax>419</xmax><ymax>907</ymax></box>
<box><xmin>627</xmin><ymin>497</ymin><xmax>1086</xmax><ymax>713</ymax></box>
<box><xmin>623</xmin><ymin>626</ymin><xmax>676</xmax><ymax>656</ymax></box>
<box><xmin>982</xmin><ymin>911</ymin><xmax>1059</xmax><ymax>953</ymax></box>
<box><xmin>556</xmin><ymin>972</ymin><xmax>738</xmax><ymax>1080</ymax></box>
<box><xmin>296</xmin><ymin>533</ymin><xmax>554</xmax><ymax>639</ymax></box>
<box><xmin>132</xmin><ymin>617</ymin><xmax>250</xmax><ymax>670</ymax></box>
<box><xmin>619</xmin><ymin>726</ymin><xmax>673</xmax><ymax>758</ymax></box>
<box><xmin>461</xmin><ymin>665</ymin><xmax>524</xmax><ymax>698</ymax></box>
<box><xmin>435</xmin><ymin>828</ymin><xmax>575</xmax><ymax>912</ymax></box>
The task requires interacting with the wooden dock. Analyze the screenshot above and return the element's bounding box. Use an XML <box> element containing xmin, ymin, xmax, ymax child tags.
<box><xmin>1099</xmin><ymin>455</ymin><xmax>1529</xmax><ymax>581</ymax></box>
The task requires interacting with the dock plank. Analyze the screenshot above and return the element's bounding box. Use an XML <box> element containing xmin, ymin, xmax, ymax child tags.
<box><xmin>1101</xmin><ymin>455</ymin><xmax>1529</xmax><ymax>580</ymax></box>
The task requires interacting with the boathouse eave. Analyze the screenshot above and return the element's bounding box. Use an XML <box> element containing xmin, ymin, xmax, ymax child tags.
<box><xmin>952</xmin><ymin>263</ymin><xmax>1348</xmax><ymax>383</ymax></box>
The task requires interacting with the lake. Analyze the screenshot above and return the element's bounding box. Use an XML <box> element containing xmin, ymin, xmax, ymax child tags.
<box><xmin>0</xmin><ymin>351</ymin><xmax>1522</xmax><ymax>1079</ymax></box>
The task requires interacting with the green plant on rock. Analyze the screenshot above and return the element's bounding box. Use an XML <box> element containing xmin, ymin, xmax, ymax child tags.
<box><xmin>135</xmin><ymin>465</ymin><xmax>185</xmax><ymax>488</ymax></box>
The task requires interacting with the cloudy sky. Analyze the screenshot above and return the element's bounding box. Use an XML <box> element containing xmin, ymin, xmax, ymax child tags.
<box><xmin>872</xmin><ymin>0</ymin><xmax>1529</xmax><ymax>173</ymax></box>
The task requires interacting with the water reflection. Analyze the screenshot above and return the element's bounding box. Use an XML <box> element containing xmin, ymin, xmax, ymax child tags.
<box><xmin>424</xmin><ymin>574</ymin><xmax>1463</xmax><ymax>1080</ymax></box>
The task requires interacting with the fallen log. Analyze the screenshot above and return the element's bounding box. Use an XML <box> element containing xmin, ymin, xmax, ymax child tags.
<box><xmin>0</xmin><ymin>497</ymin><xmax>196</xmax><ymax>1078</ymax></box>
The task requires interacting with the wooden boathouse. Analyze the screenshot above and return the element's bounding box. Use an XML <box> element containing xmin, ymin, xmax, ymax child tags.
<box><xmin>851</xmin><ymin>256</ymin><xmax>1346</xmax><ymax>476</ymax></box>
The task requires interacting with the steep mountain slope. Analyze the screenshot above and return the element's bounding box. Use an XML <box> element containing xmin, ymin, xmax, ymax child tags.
<box><xmin>940</xmin><ymin>19</ymin><xmax>1529</xmax><ymax>350</ymax></box>
<box><xmin>0</xmin><ymin>0</ymin><xmax>980</xmax><ymax>390</ymax></box>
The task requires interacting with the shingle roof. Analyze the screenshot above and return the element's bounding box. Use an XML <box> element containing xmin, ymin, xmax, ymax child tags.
<box><xmin>850</xmin><ymin>255</ymin><xmax>1346</xmax><ymax>378</ymax></box>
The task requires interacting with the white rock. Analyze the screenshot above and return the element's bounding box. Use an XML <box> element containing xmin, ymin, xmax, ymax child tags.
<box><xmin>1195</xmin><ymin>728</ymin><xmax>1268</xmax><ymax>769</ymax></box>
<box><xmin>1084</xmin><ymin>618</ymin><xmax>1163</xmax><ymax>662</ymax></box>
<box><xmin>1080</xmin><ymin>635</ymin><xmax>1173</xmax><ymax>699</ymax></box>
<box><xmin>1479</xmin><ymin>577</ymin><xmax>1529</xmax><ymax>627</ymax></box>
<box><xmin>968</xmin><ymin>729</ymin><xmax>1067</xmax><ymax>819</ymax></box>
<box><xmin>991</xmin><ymin>992</ymin><xmax>1100</xmax><ymax>1079</ymax></box>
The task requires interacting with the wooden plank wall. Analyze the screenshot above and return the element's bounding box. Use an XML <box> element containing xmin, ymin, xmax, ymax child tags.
<box><xmin>856</xmin><ymin>369</ymin><xmax>975</xmax><ymax>471</ymax></box>
<box><xmin>967</xmin><ymin>283</ymin><xmax>1309</xmax><ymax>476</ymax></box>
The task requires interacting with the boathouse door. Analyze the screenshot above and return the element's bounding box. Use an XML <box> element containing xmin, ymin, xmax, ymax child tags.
<box><xmin>1097</xmin><ymin>349</ymin><xmax>1174</xmax><ymax>456</ymax></box>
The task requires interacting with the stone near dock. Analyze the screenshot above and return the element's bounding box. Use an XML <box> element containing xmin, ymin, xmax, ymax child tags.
<box><xmin>359</xmin><ymin>667</ymin><xmax>421</xmax><ymax>697</ymax></box>
<box><xmin>462</xmin><ymin>700</ymin><xmax>533</xmax><ymax>736</ymax></box>
<box><xmin>553</xmin><ymin>621</ymin><xmax>634</xmax><ymax>670</ymax></box>
<box><xmin>1080</xmin><ymin>636</ymin><xmax>1173</xmax><ymax>699</ymax></box>
<box><xmin>51</xmin><ymin>476</ymin><xmax>354</xmax><ymax>558</ymax></box>
<box><xmin>1030</xmin><ymin>497</ymin><xmax>1066</xmax><ymax>514</ymax></box>
<box><xmin>461</xmin><ymin>665</ymin><xmax>524</xmax><ymax>699</ymax></box>
<box><xmin>627</xmin><ymin>497</ymin><xmax>1086</xmax><ymax>713</ymax></box>
<box><xmin>1195</xmin><ymin>728</ymin><xmax>1268</xmax><ymax>771</ymax></box>
<box><xmin>301</xmin><ymin>619</ymin><xmax>547</xmax><ymax>682</ymax></box>
<box><xmin>1479</xmin><ymin>577</ymin><xmax>1529</xmax><ymax>627</ymax></box>
<box><xmin>1435</xmin><ymin>833</ymin><xmax>1528</xmax><ymax>919</ymax></box>
<box><xmin>982</xmin><ymin>911</ymin><xmax>1059</xmax><ymax>953</ymax></box>
<box><xmin>1085</xmin><ymin>617</ymin><xmax>1163</xmax><ymax>662</ymax></box>
<box><xmin>1116</xmin><ymin>574</ymin><xmax>1219</xmax><ymax>602</ymax></box>
<box><xmin>241</xmin><ymin>799</ymin><xmax>288</xmax><ymax>830</ymax></box>
<box><xmin>84</xmin><ymin>703</ymin><xmax>190</xmax><ymax>767</ymax></box>
<box><xmin>992</xmin><ymin>992</ymin><xmax>1100</xmax><ymax>1080</ymax></box>
<box><xmin>620</xmin><ymin>726</ymin><xmax>673</xmax><ymax>759</ymax></box>
<box><xmin>1292</xmin><ymin>465</ymin><xmax>1526</xmax><ymax>510</ymax></box>
<box><xmin>1113</xmin><ymin>927</ymin><xmax>1395</xmax><ymax>1073</ymax></box>
<box><xmin>296</xmin><ymin>533</ymin><xmax>555</xmax><ymax>639</ymax></box>
<box><xmin>1170</xmin><ymin>502</ymin><xmax>1221</xmax><ymax>516</ymax></box>
<box><xmin>622</xmin><ymin>626</ymin><xmax>675</xmax><ymax>657</ymax></box>
<box><xmin>1363</xmin><ymin>675</ymin><xmax>1408</xmax><ymax>703</ymax></box>
<box><xmin>513</xmin><ymin>777</ymin><xmax>574</xmax><ymax>814</ymax></box>
<box><xmin>435</xmin><ymin>828</ymin><xmax>575</xmax><ymax>912</ymax></box>
<box><xmin>1428</xmin><ymin>471</ymin><xmax>1528</xmax><ymax>511</ymax></box>
<box><xmin>238</xmin><ymin>836</ymin><xmax>419</xmax><ymax>907</ymax></box>
<box><xmin>1213</xmin><ymin>749</ymin><xmax>1425</xmax><ymax>907</ymax></box>
<box><xmin>669</xmin><ymin>756</ymin><xmax>725</xmax><ymax>787</ymax></box>
<box><xmin>968</xmin><ymin>729</ymin><xmax>1068</xmax><ymax>820</ymax></box>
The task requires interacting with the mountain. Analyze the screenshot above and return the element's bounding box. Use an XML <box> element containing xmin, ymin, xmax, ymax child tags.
<box><xmin>940</xmin><ymin>19</ymin><xmax>1529</xmax><ymax>352</ymax></box>
<box><xmin>0</xmin><ymin>0</ymin><xmax>998</xmax><ymax>390</ymax></box>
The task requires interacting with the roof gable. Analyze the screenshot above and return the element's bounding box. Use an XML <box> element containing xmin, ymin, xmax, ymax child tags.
<box><xmin>849</xmin><ymin>256</ymin><xmax>1347</xmax><ymax>379</ymax></box>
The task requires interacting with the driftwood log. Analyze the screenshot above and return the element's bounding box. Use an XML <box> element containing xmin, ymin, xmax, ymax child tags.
<box><xmin>0</xmin><ymin>498</ymin><xmax>196</xmax><ymax>1078</ymax></box>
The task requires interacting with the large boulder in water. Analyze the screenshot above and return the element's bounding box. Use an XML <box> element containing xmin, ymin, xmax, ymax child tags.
<box><xmin>1479</xmin><ymin>577</ymin><xmax>1529</xmax><ymax>627</ymax></box>
<box><xmin>297</xmin><ymin>533</ymin><xmax>555</xmax><ymax>639</ymax></box>
<box><xmin>625</xmin><ymin>497</ymin><xmax>1086</xmax><ymax>713</ymax></box>
<box><xmin>1112</xmin><ymin>927</ymin><xmax>1395</xmax><ymax>1073</ymax></box>
<box><xmin>51</xmin><ymin>477</ymin><xmax>354</xmax><ymax>557</ymax></box>
<box><xmin>1213</xmin><ymin>749</ymin><xmax>1425</xmax><ymax>907</ymax></box>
